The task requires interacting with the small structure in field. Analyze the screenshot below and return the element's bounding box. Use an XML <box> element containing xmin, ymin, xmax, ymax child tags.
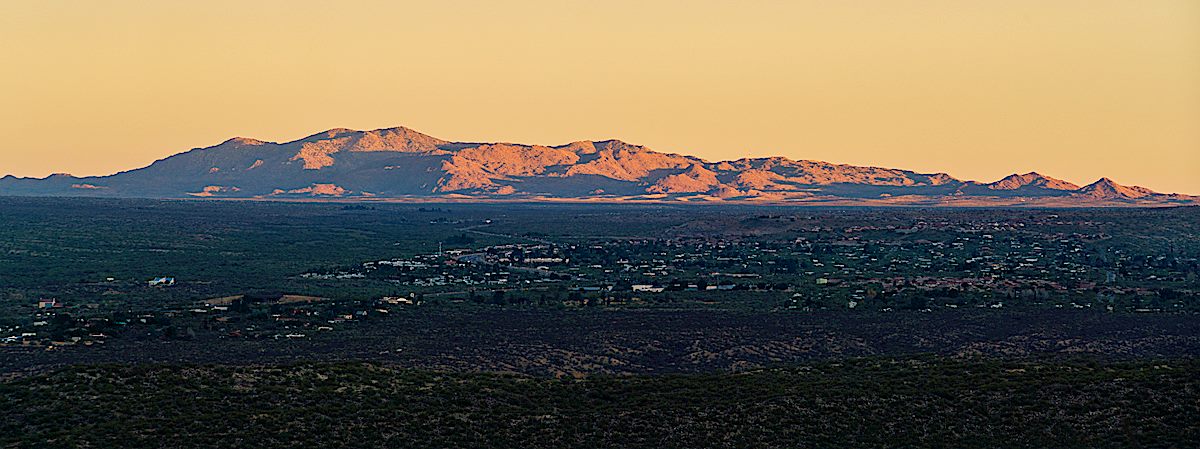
<box><xmin>148</xmin><ymin>277</ymin><xmax>176</xmax><ymax>287</ymax></box>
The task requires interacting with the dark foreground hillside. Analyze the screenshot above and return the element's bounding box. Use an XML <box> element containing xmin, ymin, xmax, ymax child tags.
<box><xmin>3</xmin><ymin>357</ymin><xmax>1197</xmax><ymax>449</ymax></box>
<box><xmin>5</xmin><ymin>308</ymin><xmax>1200</xmax><ymax>378</ymax></box>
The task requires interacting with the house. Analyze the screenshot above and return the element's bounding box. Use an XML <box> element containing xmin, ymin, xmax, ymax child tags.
<box><xmin>381</xmin><ymin>296</ymin><xmax>414</xmax><ymax>305</ymax></box>
<box><xmin>36</xmin><ymin>299</ymin><xmax>60</xmax><ymax>309</ymax></box>
<box><xmin>632</xmin><ymin>284</ymin><xmax>665</xmax><ymax>293</ymax></box>
<box><xmin>148</xmin><ymin>277</ymin><xmax>175</xmax><ymax>287</ymax></box>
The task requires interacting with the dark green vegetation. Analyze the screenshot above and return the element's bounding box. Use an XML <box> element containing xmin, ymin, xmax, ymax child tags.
<box><xmin>4</xmin><ymin>358</ymin><xmax>1197</xmax><ymax>449</ymax></box>
<box><xmin>5</xmin><ymin>307</ymin><xmax>1198</xmax><ymax>377</ymax></box>
<box><xmin>0</xmin><ymin>198</ymin><xmax>505</xmax><ymax>323</ymax></box>
<box><xmin>2</xmin><ymin>198</ymin><xmax>1198</xmax><ymax>447</ymax></box>
<box><xmin>3</xmin><ymin>199</ymin><xmax>1197</xmax><ymax>330</ymax></box>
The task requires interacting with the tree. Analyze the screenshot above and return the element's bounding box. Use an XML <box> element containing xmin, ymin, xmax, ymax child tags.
<box><xmin>906</xmin><ymin>292</ymin><xmax>929</xmax><ymax>310</ymax></box>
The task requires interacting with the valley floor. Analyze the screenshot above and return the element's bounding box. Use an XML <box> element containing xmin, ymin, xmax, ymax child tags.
<box><xmin>2</xmin><ymin>199</ymin><xmax>1197</xmax><ymax>447</ymax></box>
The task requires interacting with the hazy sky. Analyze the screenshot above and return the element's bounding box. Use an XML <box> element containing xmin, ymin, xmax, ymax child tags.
<box><xmin>1</xmin><ymin>1</ymin><xmax>1197</xmax><ymax>193</ymax></box>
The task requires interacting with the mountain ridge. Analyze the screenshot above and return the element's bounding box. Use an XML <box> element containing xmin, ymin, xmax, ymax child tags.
<box><xmin>1</xmin><ymin>126</ymin><xmax>1193</xmax><ymax>206</ymax></box>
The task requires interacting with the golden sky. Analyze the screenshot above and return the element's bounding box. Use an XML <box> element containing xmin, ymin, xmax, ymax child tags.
<box><xmin>1</xmin><ymin>0</ymin><xmax>1197</xmax><ymax>193</ymax></box>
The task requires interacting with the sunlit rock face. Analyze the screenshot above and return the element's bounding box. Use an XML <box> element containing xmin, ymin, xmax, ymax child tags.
<box><xmin>0</xmin><ymin>126</ymin><xmax>1193</xmax><ymax>206</ymax></box>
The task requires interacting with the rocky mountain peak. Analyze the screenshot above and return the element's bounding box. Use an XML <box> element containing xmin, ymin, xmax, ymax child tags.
<box><xmin>988</xmin><ymin>172</ymin><xmax>1079</xmax><ymax>191</ymax></box>
<box><xmin>0</xmin><ymin>126</ymin><xmax>1191</xmax><ymax>206</ymax></box>
<box><xmin>1077</xmin><ymin>178</ymin><xmax>1157</xmax><ymax>199</ymax></box>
